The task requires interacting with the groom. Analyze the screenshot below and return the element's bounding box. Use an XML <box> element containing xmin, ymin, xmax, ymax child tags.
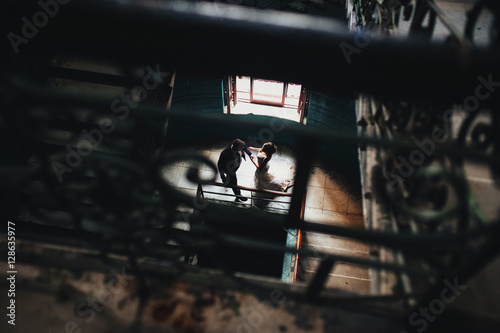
<box><xmin>217</xmin><ymin>139</ymin><xmax>252</xmax><ymax>202</ymax></box>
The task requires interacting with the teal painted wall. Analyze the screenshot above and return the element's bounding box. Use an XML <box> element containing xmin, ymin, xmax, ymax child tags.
<box><xmin>305</xmin><ymin>91</ymin><xmax>360</xmax><ymax>186</ymax></box>
<box><xmin>306</xmin><ymin>91</ymin><xmax>356</xmax><ymax>134</ymax></box>
<box><xmin>170</xmin><ymin>73</ymin><xmax>224</xmax><ymax>114</ymax></box>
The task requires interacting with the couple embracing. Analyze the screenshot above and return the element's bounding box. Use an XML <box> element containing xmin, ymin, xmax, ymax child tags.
<box><xmin>217</xmin><ymin>139</ymin><xmax>280</xmax><ymax>202</ymax></box>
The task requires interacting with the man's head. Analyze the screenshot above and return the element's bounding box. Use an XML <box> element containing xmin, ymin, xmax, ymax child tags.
<box><xmin>231</xmin><ymin>139</ymin><xmax>246</xmax><ymax>152</ymax></box>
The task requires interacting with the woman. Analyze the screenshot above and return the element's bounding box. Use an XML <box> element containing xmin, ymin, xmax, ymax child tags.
<box><xmin>249</xmin><ymin>142</ymin><xmax>276</xmax><ymax>171</ymax></box>
<box><xmin>249</xmin><ymin>142</ymin><xmax>294</xmax><ymax>193</ymax></box>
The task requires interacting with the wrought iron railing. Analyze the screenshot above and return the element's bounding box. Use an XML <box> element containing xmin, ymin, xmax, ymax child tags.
<box><xmin>196</xmin><ymin>182</ymin><xmax>294</xmax><ymax>213</ymax></box>
<box><xmin>0</xmin><ymin>0</ymin><xmax>499</xmax><ymax>331</ymax></box>
<box><xmin>352</xmin><ymin>0</ymin><xmax>500</xmax><ymax>307</ymax></box>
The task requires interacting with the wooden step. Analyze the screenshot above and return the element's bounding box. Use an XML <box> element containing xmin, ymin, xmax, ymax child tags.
<box><xmin>302</xmin><ymin>231</ymin><xmax>369</xmax><ymax>257</ymax></box>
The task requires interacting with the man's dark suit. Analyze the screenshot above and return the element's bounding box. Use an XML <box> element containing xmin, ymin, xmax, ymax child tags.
<box><xmin>217</xmin><ymin>140</ymin><xmax>251</xmax><ymax>197</ymax></box>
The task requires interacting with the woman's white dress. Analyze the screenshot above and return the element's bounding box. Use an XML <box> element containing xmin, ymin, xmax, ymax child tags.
<box><xmin>254</xmin><ymin>152</ymin><xmax>295</xmax><ymax>192</ymax></box>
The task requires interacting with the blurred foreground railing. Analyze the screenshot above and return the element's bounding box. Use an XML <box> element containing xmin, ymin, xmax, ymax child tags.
<box><xmin>0</xmin><ymin>0</ymin><xmax>499</xmax><ymax>332</ymax></box>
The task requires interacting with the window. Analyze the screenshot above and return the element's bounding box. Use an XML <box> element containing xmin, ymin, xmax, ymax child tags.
<box><xmin>225</xmin><ymin>76</ymin><xmax>307</xmax><ymax>123</ymax></box>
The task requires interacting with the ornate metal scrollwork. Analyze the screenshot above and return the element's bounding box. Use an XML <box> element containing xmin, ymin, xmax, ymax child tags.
<box><xmin>353</xmin><ymin>0</ymin><xmax>416</xmax><ymax>34</ymax></box>
<box><xmin>409</xmin><ymin>0</ymin><xmax>437</xmax><ymax>40</ymax></box>
<box><xmin>465</xmin><ymin>0</ymin><xmax>500</xmax><ymax>47</ymax></box>
<box><xmin>457</xmin><ymin>107</ymin><xmax>500</xmax><ymax>184</ymax></box>
<box><xmin>357</xmin><ymin>0</ymin><xmax>500</xmax><ymax>249</ymax></box>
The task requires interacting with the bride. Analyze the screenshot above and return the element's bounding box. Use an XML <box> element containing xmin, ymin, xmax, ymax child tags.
<box><xmin>249</xmin><ymin>142</ymin><xmax>295</xmax><ymax>194</ymax></box>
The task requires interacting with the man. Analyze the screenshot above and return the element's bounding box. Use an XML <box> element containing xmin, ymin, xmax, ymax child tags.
<box><xmin>217</xmin><ymin>139</ymin><xmax>252</xmax><ymax>201</ymax></box>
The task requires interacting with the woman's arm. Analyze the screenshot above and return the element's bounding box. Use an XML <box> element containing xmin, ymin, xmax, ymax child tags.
<box><xmin>252</xmin><ymin>153</ymin><xmax>268</xmax><ymax>170</ymax></box>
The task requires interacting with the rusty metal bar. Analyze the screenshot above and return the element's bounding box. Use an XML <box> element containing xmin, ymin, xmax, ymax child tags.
<box><xmin>306</xmin><ymin>257</ymin><xmax>336</xmax><ymax>301</ymax></box>
<box><xmin>287</xmin><ymin>138</ymin><xmax>314</xmax><ymax>229</ymax></box>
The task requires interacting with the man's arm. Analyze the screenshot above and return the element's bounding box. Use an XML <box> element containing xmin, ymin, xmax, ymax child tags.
<box><xmin>243</xmin><ymin>146</ymin><xmax>252</xmax><ymax>156</ymax></box>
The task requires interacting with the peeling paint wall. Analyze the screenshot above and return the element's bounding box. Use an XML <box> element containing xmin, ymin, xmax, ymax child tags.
<box><xmin>0</xmin><ymin>258</ymin><xmax>404</xmax><ymax>333</ymax></box>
